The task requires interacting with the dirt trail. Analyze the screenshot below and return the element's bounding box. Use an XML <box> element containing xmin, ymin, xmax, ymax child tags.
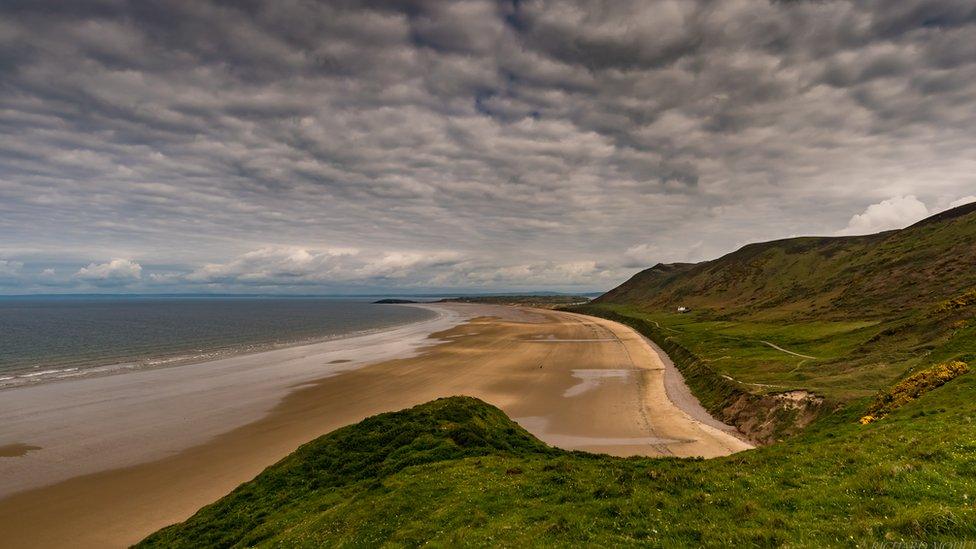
<box><xmin>760</xmin><ymin>340</ymin><xmax>818</xmax><ymax>359</ymax></box>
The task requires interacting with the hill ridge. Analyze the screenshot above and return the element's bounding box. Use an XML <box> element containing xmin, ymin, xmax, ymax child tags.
<box><xmin>597</xmin><ymin>201</ymin><xmax>976</xmax><ymax>318</ymax></box>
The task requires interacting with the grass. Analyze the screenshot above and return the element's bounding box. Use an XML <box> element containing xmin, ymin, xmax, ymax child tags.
<box><xmin>140</xmin><ymin>382</ymin><xmax>976</xmax><ymax>547</ymax></box>
<box><xmin>137</xmin><ymin>330</ymin><xmax>976</xmax><ymax>545</ymax></box>
<box><xmin>578</xmin><ymin>303</ymin><xmax>897</xmax><ymax>400</ymax></box>
<box><xmin>598</xmin><ymin>203</ymin><xmax>976</xmax><ymax>321</ymax></box>
<box><xmin>862</xmin><ymin>361</ymin><xmax>969</xmax><ymax>423</ymax></box>
<box><xmin>575</xmin><ymin>300</ymin><xmax>976</xmax><ymax>405</ymax></box>
<box><xmin>139</xmin><ymin>205</ymin><xmax>976</xmax><ymax>546</ymax></box>
<box><xmin>585</xmin><ymin>205</ymin><xmax>976</xmax><ymax>405</ymax></box>
<box><xmin>140</xmin><ymin>397</ymin><xmax>554</xmax><ymax>548</ymax></box>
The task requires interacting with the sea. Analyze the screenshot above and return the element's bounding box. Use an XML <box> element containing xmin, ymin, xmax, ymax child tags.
<box><xmin>0</xmin><ymin>296</ymin><xmax>436</xmax><ymax>389</ymax></box>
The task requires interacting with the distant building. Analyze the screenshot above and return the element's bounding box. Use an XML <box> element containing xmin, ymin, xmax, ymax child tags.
<box><xmin>677</xmin><ymin>306</ymin><xmax>689</xmax><ymax>313</ymax></box>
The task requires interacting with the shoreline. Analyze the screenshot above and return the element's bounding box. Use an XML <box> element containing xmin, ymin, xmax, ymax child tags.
<box><xmin>641</xmin><ymin>333</ymin><xmax>756</xmax><ymax>446</ymax></box>
<box><xmin>0</xmin><ymin>303</ymin><xmax>468</xmax><ymax>499</ymax></box>
<box><xmin>0</xmin><ymin>303</ymin><xmax>442</xmax><ymax>392</ymax></box>
<box><xmin>0</xmin><ymin>305</ymin><xmax>748</xmax><ymax>548</ymax></box>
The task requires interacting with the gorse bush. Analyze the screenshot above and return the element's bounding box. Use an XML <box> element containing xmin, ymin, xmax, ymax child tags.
<box><xmin>938</xmin><ymin>288</ymin><xmax>976</xmax><ymax>313</ymax></box>
<box><xmin>861</xmin><ymin>361</ymin><xmax>969</xmax><ymax>424</ymax></box>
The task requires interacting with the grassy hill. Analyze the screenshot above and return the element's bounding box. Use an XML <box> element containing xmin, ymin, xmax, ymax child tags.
<box><xmin>140</xmin><ymin>204</ymin><xmax>976</xmax><ymax>546</ymax></box>
<box><xmin>581</xmin><ymin>204</ymin><xmax>976</xmax><ymax>429</ymax></box>
<box><xmin>141</xmin><ymin>391</ymin><xmax>976</xmax><ymax>546</ymax></box>
<box><xmin>598</xmin><ymin>202</ymin><xmax>976</xmax><ymax>320</ymax></box>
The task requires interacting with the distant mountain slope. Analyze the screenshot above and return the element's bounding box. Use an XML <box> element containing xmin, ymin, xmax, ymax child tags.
<box><xmin>598</xmin><ymin>202</ymin><xmax>976</xmax><ymax>318</ymax></box>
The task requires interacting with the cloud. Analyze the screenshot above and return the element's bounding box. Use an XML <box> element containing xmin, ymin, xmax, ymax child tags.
<box><xmin>949</xmin><ymin>195</ymin><xmax>976</xmax><ymax>209</ymax></box>
<box><xmin>182</xmin><ymin>246</ymin><xmax>462</xmax><ymax>286</ymax></box>
<box><xmin>623</xmin><ymin>244</ymin><xmax>660</xmax><ymax>268</ymax></box>
<box><xmin>2</xmin><ymin>1</ymin><xmax>976</xmax><ymax>292</ymax></box>
<box><xmin>836</xmin><ymin>195</ymin><xmax>931</xmax><ymax>236</ymax></box>
<box><xmin>166</xmin><ymin>245</ymin><xmax>622</xmax><ymax>291</ymax></box>
<box><xmin>185</xmin><ymin>247</ymin><xmax>354</xmax><ymax>284</ymax></box>
<box><xmin>74</xmin><ymin>258</ymin><xmax>143</xmax><ymax>285</ymax></box>
<box><xmin>355</xmin><ymin>251</ymin><xmax>463</xmax><ymax>279</ymax></box>
<box><xmin>0</xmin><ymin>259</ymin><xmax>23</xmax><ymax>277</ymax></box>
<box><xmin>0</xmin><ymin>259</ymin><xmax>25</xmax><ymax>287</ymax></box>
<box><xmin>186</xmin><ymin>247</ymin><xmax>338</xmax><ymax>282</ymax></box>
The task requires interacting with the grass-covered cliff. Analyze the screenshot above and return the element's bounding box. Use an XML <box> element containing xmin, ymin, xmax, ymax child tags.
<box><xmin>141</xmin><ymin>390</ymin><xmax>975</xmax><ymax>546</ymax></box>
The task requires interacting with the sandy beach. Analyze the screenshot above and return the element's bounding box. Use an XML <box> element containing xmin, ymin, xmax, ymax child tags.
<box><xmin>0</xmin><ymin>304</ymin><xmax>750</xmax><ymax>548</ymax></box>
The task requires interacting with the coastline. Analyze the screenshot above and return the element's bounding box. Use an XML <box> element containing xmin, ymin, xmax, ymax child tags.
<box><xmin>0</xmin><ymin>302</ymin><xmax>442</xmax><ymax>391</ymax></box>
<box><xmin>0</xmin><ymin>303</ymin><xmax>466</xmax><ymax>498</ymax></box>
<box><xmin>0</xmin><ymin>305</ymin><xmax>747</xmax><ymax>548</ymax></box>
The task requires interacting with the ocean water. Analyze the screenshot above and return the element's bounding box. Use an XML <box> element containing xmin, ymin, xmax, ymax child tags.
<box><xmin>0</xmin><ymin>296</ymin><xmax>436</xmax><ymax>389</ymax></box>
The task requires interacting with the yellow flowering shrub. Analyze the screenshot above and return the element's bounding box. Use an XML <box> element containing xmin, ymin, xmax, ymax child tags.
<box><xmin>860</xmin><ymin>361</ymin><xmax>969</xmax><ymax>424</ymax></box>
<box><xmin>938</xmin><ymin>289</ymin><xmax>976</xmax><ymax>313</ymax></box>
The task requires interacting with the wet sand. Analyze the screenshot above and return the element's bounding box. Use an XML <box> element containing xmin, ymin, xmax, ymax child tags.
<box><xmin>0</xmin><ymin>305</ymin><xmax>749</xmax><ymax>548</ymax></box>
<box><xmin>0</xmin><ymin>443</ymin><xmax>42</xmax><ymax>458</ymax></box>
<box><xmin>0</xmin><ymin>303</ymin><xmax>470</xmax><ymax>498</ymax></box>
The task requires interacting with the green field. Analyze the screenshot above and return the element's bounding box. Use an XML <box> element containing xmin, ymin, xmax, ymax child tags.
<box><xmin>578</xmin><ymin>303</ymin><xmax>976</xmax><ymax>401</ymax></box>
<box><xmin>586</xmin><ymin>204</ymin><xmax>976</xmax><ymax>406</ymax></box>
<box><xmin>588</xmin><ymin>304</ymin><xmax>887</xmax><ymax>399</ymax></box>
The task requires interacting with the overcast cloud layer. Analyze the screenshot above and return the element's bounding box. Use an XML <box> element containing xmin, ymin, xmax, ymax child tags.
<box><xmin>1</xmin><ymin>0</ymin><xmax>975</xmax><ymax>294</ymax></box>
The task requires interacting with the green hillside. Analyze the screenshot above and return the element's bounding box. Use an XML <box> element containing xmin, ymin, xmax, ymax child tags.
<box><xmin>141</xmin><ymin>391</ymin><xmax>976</xmax><ymax>547</ymax></box>
<box><xmin>140</xmin><ymin>204</ymin><xmax>976</xmax><ymax>547</ymax></box>
<box><xmin>598</xmin><ymin>202</ymin><xmax>976</xmax><ymax>319</ymax></box>
<box><xmin>573</xmin><ymin>203</ymin><xmax>976</xmax><ymax>442</ymax></box>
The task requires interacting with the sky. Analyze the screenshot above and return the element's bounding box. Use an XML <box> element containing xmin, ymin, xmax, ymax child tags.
<box><xmin>1</xmin><ymin>0</ymin><xmax>975</xmax><ymax>295</ymax></box>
